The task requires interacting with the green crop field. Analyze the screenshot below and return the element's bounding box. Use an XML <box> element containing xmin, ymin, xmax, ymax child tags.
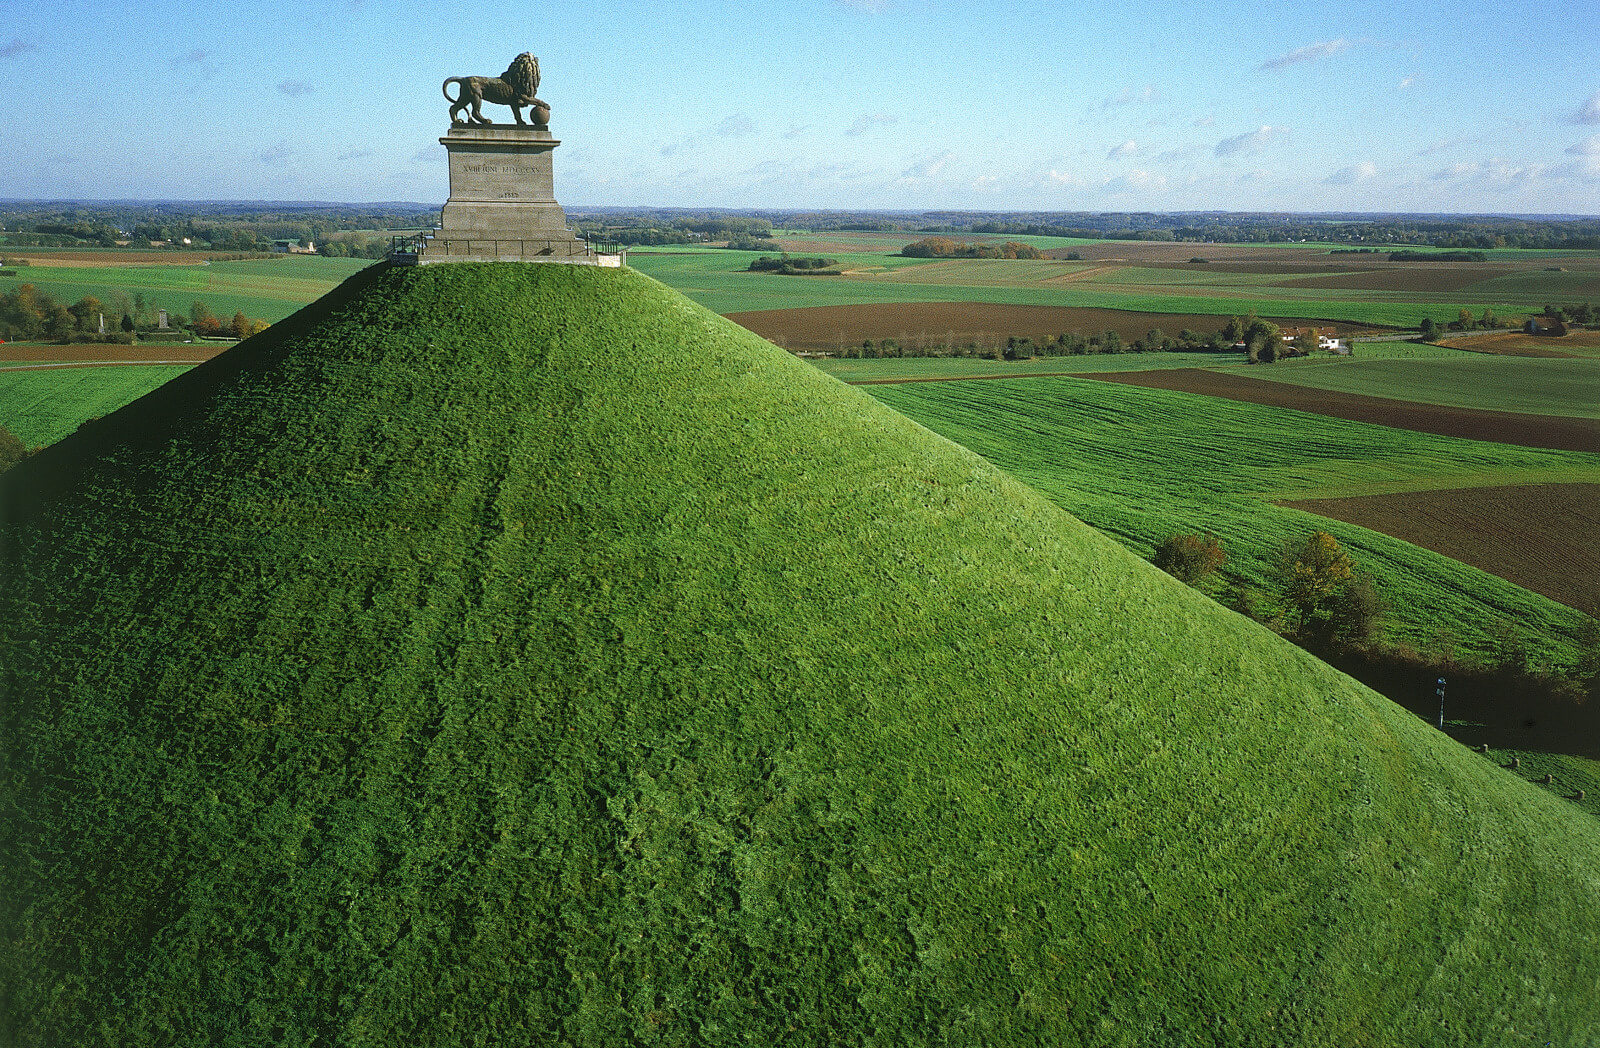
<box><xmin>4</xmin><ymin>262</ymin><xmax>1599</xmax><ymax>1044</ymax></box>
<box><xmin>864</xmin><ymin>375</ymin><xmax>1600</xmax><ymax>664</ymax></box>
<box><xmin>0</xmin><ymin>255</ymin><xmax>373</xmax><ymax>322</ymax></box>
<box><xmin>0</xmin><ymin>364</ymin><xmax>197</xmax><ymax>446</ymax></box>
<box><xmin>628</xmin><ymin>248</ymin><xmax>1574</xmax><ymax>328</ymax></box>
<box><xmin>1245</xmin><ymin>355</ymin><xmax>1600</xmax><ymax>418</ymax></box>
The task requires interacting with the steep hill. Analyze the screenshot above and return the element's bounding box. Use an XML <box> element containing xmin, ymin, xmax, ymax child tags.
<box><xmin>3</xmin><ymin>263</ymin><xmax>1597</xmax><ymax>1047</ymax></box>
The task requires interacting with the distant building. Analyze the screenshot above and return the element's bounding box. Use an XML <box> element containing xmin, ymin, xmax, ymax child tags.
<box><xmin>1526</xmin><ymin>315</ymin><xmax>1567</xmax><ymax>336</ymax></box>
<box><xmin>271</xmin><ymin>239</ymin><xmax>317</xmax><ymax>254</ymax></box>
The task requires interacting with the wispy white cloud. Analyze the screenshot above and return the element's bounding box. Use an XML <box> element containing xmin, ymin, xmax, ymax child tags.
<box><xmin>1260</xmin><ymin>38</ymin><xmax>1350</xmax><ymax>71</ymax></box>
<box><xmin>1566</xmin><ymin>136</ymin><xmax>1600</xmax><ymax>178</ymax></box>
<box><xmin>1324</xmin><ymin>161</ymin><xmax>1377</xmax><ymax>185</ymax></box>
<box><xmin>846</xmin><ymin>113</ymin><xmax>898</xmax><ymax>136</ymax></box>
<box><xmin>1398</xmin><ymin>75</ymin><xmax>1415</xmax><ymax>89</ymax></box>
<box><xmin>1574</xmin><ymin>91</ymin><xmax>1600</xmax><ymax>125</ymax></box>
<box><xmin>902</xmin><ymin>151</ymin><xmax>954</xmax><ymax>179</ymax></box>
<box><xmin>1107</xmin><ymin>139</ymin><xmax>1138</xmax><ymax>159</ymax></box>
<box><xmin>1193</xmin><ymin>114</ymin><xmax>1215</xmax><ymax>128</ymax></box>
<box><xmin>716</xmin><ymin>113</ymin><xmax>756</xmax><ymax>137</ymax></box>
<box><xmin>1103</xmin><ymin>169</ymin><xmax>1168</xmax><ymax>193</ymax></box>
<box><xmin>1215</xmin><ymin>125</ymin><xmax>1289</xmax><ymax>156</ymax></box>
<box><xmin>1431</xmin><ymin>158</ymin><xmax>1545</xmax><ymax>190</ymax></box>
<box><xmin>1417</xmin><ymin>136</ymin><xmax>1470</xmax><ymax>157</ymax></box>
<box><xmin>1102</xmin><ymin>84</ymin><xmax>1158</xmax><ymax>109</ymax></box>
<box><xmin>1568</xmin><ymin>135</ymin><xmax>1600</xmax><ymax>157</ymax></box>
<box><xmin>0</xmin><ymin>38</ymin><xmax>35</xmax><ymax>59</ymax></box>
<box><xmin>277</xmin><ymin>80</ymin><xmax>313</xmax><ymax>98</ymax></box>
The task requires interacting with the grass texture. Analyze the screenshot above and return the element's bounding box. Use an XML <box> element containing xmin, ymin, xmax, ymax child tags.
<box><xmin>0</xmin><ymin>364</ymin><xmax>197</xmax><ymax>446</ymax></box>
<box><xmin>3</xmin><ymin>263</ymin><xmax>1598</xmax><ymax>1047</ymax></box>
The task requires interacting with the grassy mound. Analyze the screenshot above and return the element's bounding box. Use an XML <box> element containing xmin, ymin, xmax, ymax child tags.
<box><xmin>3</xmin><ymin>263</ymin><xmax>1598</xmax><ymax>1046</ymax></box>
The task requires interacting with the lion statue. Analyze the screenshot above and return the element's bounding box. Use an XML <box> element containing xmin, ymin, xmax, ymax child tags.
<box><xmin>442</xmin><ymin>53</ymin><xmax>548</xmax><ymax>128</ymax></box>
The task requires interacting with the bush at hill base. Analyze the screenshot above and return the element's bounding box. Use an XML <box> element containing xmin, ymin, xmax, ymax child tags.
<box><xmin>3</xmin><ymin>262</ymin><xmax>1598</xmax><ymax>1047</ymax></box>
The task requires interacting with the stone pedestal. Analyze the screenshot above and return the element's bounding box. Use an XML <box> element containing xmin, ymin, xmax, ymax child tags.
<box><xmin>414</xmin><ymin>125</ymin><xmax>617</xmax><ymax>265</ymax></box>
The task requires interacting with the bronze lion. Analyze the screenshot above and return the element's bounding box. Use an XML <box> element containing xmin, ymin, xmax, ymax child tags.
<box><xmin>443</xmin><ymin>53</ymin><xmax>547</xmax><ymax>128</ymax></box>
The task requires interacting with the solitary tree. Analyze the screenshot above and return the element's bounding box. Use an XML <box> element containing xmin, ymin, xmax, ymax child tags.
<box><xmin>1153</xmin><ymin>533</ymin><xmax>1227</xmax><ymax>586</ymax></box>
<box><xmin>1277</xmin><ymin>530</ymin><xmax>1383</xmax><ymax>645</ymax></box>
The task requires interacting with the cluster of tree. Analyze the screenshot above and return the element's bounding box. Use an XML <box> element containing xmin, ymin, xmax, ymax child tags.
<box><xmin>569</xmin><ymin>209</ymin><xmax>774</xmax><ymax>247</ymax></box>
<box><xmin>0</xmin><ymin>284</ymin><xmax>265</xmax><ymax>341</ymax></box>
<box><xmin>1418</xmin><ymin>309</ymin><xmax>1508</xmax><ymax>338</ymax></box>
<box><xmin>188</xmin><ymin>302</ymin><xmax>270</xmax><ymax>339</ymax></box>
<box><xmin>724</xmin><ymin>233</ymin><xmax>778</xmax><ymax>251</ymax></box>
<box><xmin>901</xmin><ymin>238</ymin><xmax>1043</xmax><ymax>259</ymax></box>
<box><xmin>316</xmin><ymin>234</ymin><xmax>394</xmax><ymax>259</ymax></box>
<box><xmin>1541</xmin><ymin>302</ymin><xmax>1596</xmax><ymax>325</ymax></box>
<box><xmin>1387</xmin><ymin>250</ymin><xmax>1488</xmax><ymax>262</ymax></box>
<box><xmin>830</xmin><ymin>314</ymin><xmax>1334</xmax><ymax>362</ymax></box>
<box><xmin>1154</xmin><ymin>530</ymin><xmax>1382</xmax><ymax>648</ymax></box>
<box><xmin>0</xmin><ymin>424</ymin><xmax>35</xmax><ymax>474</ymax></box>
<box><xmin>747</xmin><ymin>255</ymin><xmax>840</xmax><ymax>275</ymax></box>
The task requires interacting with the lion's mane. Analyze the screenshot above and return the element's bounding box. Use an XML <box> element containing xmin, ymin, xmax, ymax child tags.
<box><xmin>501</xmin><ymin>53</ymin><xmax>540</xmax><ymax>101</ymax></box>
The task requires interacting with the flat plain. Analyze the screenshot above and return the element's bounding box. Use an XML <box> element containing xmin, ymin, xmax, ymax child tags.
<box><xmin>630</xmin><ymin>234</ymin><xmax>1600</xmax><ymax>329</ymax></box>
<box><xmin>0</xmin><ymin>253</ymin><xmax>371</xmax><ymax>322</ymax></box>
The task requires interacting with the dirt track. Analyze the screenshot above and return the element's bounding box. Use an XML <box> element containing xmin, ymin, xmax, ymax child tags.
<box><xmin>1283</xmin><ymin>483</ymin><xmax>1600</xmax><ymax>612</ymax></box>
<box><xmin>1084</xmin><ymin>368</ymin><xmax>1600</xmax><ymax>453</ymax></box>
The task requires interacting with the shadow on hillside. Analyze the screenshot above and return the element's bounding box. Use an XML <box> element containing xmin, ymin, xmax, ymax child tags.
<box><xmin>1314</xmin><ymin>645</ymin><xmax>1599</xmax><ymax>760</ymax></box>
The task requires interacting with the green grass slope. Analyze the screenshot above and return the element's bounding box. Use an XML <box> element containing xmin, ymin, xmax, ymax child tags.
<box><xmin>2</xmin><ymin>263</ymin><xmax>1598</xmax><ymax>1047</ymax></box>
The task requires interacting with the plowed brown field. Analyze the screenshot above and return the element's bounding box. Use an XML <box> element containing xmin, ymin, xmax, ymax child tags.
<box><xmin>1440</xmin><ymin>331</ymin><xmax>1600</xmax><ymax>359</ymax></box>
<box><xmin>725</xmin><ymin>302</ymin><xmax>1349</xmax><ymax>353</ymax></box>
<box><xmin>1283</xmin><ymin>483</ymin><xmax>1600</xmax><ymax>611</ymax></box>
<box><xmin>0</xmin><ymin>344</ymin><xmax>221</xmax><ymax>364</ymax></box>
<box><xmin>1086</xmin><ymin>368</ymin><xmax>1600</xmax><ymax>452</ymax></box>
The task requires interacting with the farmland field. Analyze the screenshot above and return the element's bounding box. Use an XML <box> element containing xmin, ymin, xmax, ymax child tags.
<box><xmin>862</xmin><ymin>374</ymin><xmax>1600</xmax><ymax>664</ymax></box>
<box><xmin>1441</xmin><ymin>329</ymin><xmax>1600</xmax><ymax>359</ymax></box>
<box><xmin>1238</xmin><ymin>355</ymin><xmax>1600</xmax><ymax>419</ymax></box>
<box><xmin>727</xmin><ymin>301</ymin><xmax>1359</xmax><ymax>354</ymax></box>
<box><xmin>1087</xmin><ymin>368</ymin><xmax>1600</xmax><ymax>451</ymax></box>
<box><xmin>1282</xmin><ymin>482</ymin><xmax>1599</xmax><ymax>612</ymax></box>
<box><xmin>631</xmin><ymin>238</ymin><xmax>1600</xmax><ymax>331</ymax></box>
<box><xmin>0</xmin><ymin>255</ymin><xmax>372</xmax><ymax>322</ymax></box>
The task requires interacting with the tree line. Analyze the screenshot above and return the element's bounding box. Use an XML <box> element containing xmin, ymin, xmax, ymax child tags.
<box><xmin>834</xmin><ymin>313</ymin><xmax>1321</xmax><ymax>362</ymax></box>
<box><xmin>901</xmin><ymin>237</ymin><xmax>1043</xmax><ymax>259</ymax></box>
<box><xmin>0</xmin><ymin>284</ymin><xmax>268</xmax><ymax>342</ymax></box>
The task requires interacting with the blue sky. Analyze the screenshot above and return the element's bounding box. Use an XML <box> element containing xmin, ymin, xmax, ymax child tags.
<box><xmin>1</xmin><ymin>0</ymin><xmax>1596</xmax><ymax>213</ymax></box>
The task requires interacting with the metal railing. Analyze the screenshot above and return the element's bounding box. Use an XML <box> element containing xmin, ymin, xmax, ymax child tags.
<box><xmin>388</xmin><ymin>231</ymin><xmax>626</xmax><ymax>264</ymax></box>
